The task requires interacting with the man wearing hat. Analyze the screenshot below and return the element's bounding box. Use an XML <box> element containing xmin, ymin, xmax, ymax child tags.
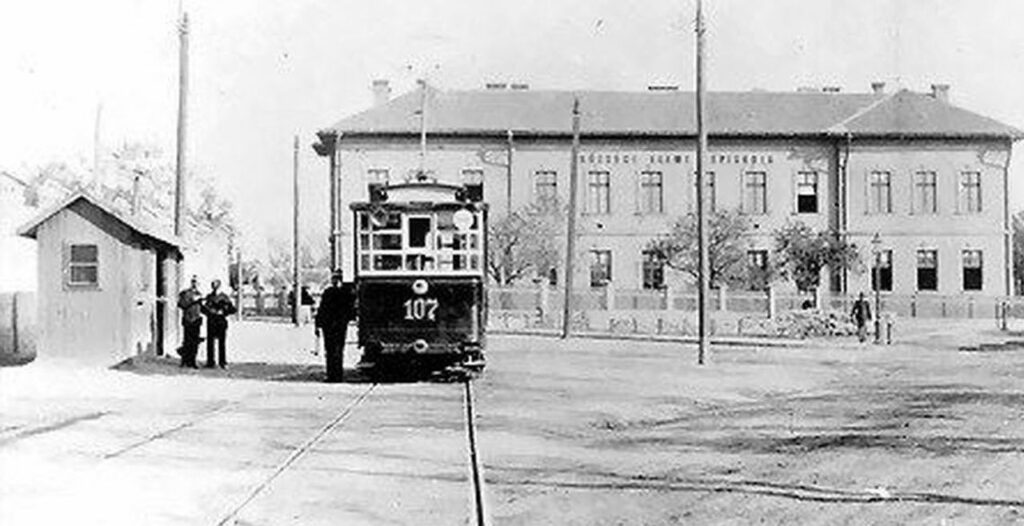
<box><xmin>315</xmin><ymin>269</ymin><xmax>356</xmax><ymax>382</ymax></box>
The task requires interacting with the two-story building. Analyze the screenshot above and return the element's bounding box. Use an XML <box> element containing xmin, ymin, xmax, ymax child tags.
<box><xmin>314</xmin><ymin>82</ymin><xmax>1021</xmax><ymax>297</ymax></box>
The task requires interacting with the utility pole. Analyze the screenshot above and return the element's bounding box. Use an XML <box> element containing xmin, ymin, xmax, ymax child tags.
<box><xmin>93</xmin><ymin>102</ymin><xmax>103</xmax><ymax>184</ymax></box>
<box><xmin>174</xmin><ymin>12</ymin><xmax>189</xmax><ymax>238</ymax></box>
<box><xmin>561</xmin><ymin>98</ymin><xmax>581</xmax><ymax>339</ymax></box>
<box><xmin>695</xmin><ymin>0</ymin><xmax>711</xmax><ymax>364</ymax></box>
<box><xmin>292</xmin><ymin>135</ymin><xmax>301</xmax><ymax>326</ymax></box>
<box><xmin>418</xmin><ymin>79</ymin><xmax>428</xmax><ymax>176</ymax></box>
<box><xmin>506</xmin><ymin>130</ymin><xmax>514</xmax><ymax>214</ymax></box>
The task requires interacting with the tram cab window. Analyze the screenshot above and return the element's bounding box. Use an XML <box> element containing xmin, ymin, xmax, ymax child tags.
<box><xmin>408</xmin><ymin>217</ymin><xmax>432</xmax><ymax>248</ymax></box>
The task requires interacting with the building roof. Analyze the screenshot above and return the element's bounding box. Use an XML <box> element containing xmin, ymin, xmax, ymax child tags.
<box><xmin>324</xmin><ymin>87</ymin><xmax>1023</xmax><ymax>140</ymax></box>
<box><xmin>17</xmin><ymin>191</ymin><xmax>182</xmax><ymax>250</ymax></box>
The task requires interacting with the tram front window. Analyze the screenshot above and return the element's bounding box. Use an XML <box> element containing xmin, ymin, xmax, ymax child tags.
<box><xmin>409</xmin><ymin>217</ymin><xmax>432</xmax><ymax>248</ymax></box>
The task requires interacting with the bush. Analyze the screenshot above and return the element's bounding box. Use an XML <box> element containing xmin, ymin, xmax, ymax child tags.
<box><xmin>775</xmin><ymin>309</ymin><xmax>857</xmax><ymax>339</ymax></box>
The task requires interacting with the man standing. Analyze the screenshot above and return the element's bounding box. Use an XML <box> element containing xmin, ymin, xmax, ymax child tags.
<box><xmin>177</xmin><ymin>276</ymin><xmax>203</xmax><ymax>368</ymax></box>
<box><xmin>315</xmin><ymin>269</ymin><xmax>356</xmax><ymax>382</ymax></box>
<box><xmin>851</xmin><ymin>291</ymin><xmax>873</xmax><ymax>343</ymax></box>
<box><xmin>202</xmin><ymin>279</ymin><xmax>237</xmax><ymax>368</ymax></box>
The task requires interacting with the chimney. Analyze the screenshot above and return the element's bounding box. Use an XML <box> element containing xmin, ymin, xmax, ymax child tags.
<box><xmin>510</xmin><ymin>83</ymin><xmax>529</xmax><ymax>90</ymax></box>
<box><xmin>485</xmin><ymin>82</ymin><xmax>508</xmax><ymax>90</ymax></box>
<box><xmin>131</xmin><ymin>170</ymin><xmax>142</xmax><ymax>216</ymax></box>
<box><xmin>871</xmin><ymin>81</ymin><xmax>886</xmax><ymax>94</ymax></box>
<box><xmin>822</xmin><ymin>86</ymin><xmax>841</xmax><ymax>93</ymax></box>
<box><xmin>372</xmin><ymin>79</ymin><xmax>391</xmax><ymax>107</ymax></box>
<box><xmin>931</xmin><ymin>83</ymin><xmax>950</xmax><ymax>103</ymax></box>
<box><xmin>647</xmin><ymin>85</ymin><xmax>679</xmax><ymax>92</ymax></box>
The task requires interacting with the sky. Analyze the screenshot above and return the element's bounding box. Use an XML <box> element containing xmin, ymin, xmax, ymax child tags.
<box><xmin>3</xmin><ymin>0</ymin><xmax>1024</xmax><ymax>257</ymax></box>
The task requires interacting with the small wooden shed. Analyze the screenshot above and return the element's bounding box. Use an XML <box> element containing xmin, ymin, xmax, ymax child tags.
<box><xmin>18</xmin><ymin>192</ymin><xmax>182</xmax><ymax>362</ymax></box>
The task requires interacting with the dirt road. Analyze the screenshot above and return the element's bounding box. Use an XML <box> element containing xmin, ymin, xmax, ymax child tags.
<box><xmin>2</xmin><ymin>330</ymin><xmax>1024</xmax><ymax>524</ymax></box>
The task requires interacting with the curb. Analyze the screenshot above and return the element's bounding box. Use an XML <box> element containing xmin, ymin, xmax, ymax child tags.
<box><xmin>488</xmin><ymin>328</ymin><xmax>806</xmax><ymax>348</ymax></box>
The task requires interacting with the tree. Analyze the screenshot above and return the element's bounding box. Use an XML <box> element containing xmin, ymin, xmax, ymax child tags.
<box><xmin>487</xmin><ymin>197</ymin><xmax>565</xmax><ymax>286</ymax></box>
<box><xmin>1013</xmin><ymin>210</ymin><xmax>1024</xmax><ymax>295</ymax></box>
<box><xmin>773</xmin><ymin>221</ymin><xmax>861</xmax><ymax>298</ymax></box>
<box><xmin>645</xmin><ymin>209</ymin><xmax>751</xmax><ymax>289</ymax></box>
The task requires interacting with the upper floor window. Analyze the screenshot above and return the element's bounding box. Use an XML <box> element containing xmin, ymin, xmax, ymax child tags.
<box><xmin>641</xmin><ymin>250</ymin><xmax>664</xmax><ymax>290</ymax></box>
<box><xmin>960</xmin><ymin>171</ymin><xmax>982</xmax><ymax>213</ymax></box>
<box><xmin>639</xmin><ymin>171</ymin><xmax>663</xmax><ymax>214</ymax></box>
<box><xmin>914</xmin><ymin>171</ymin><xmax>937</xmax><ymax>214</ymax></box>
<box><xmin>534</xmin><ymin>170</ymin><xmax>557</xmax><ymax>202</ymax></box>
<box><xmin>917</xmin><ymin>249</ymin><xmax>938</xmax><ymax>291</ymax></box>
<box><xmin>587</xmin><ymin>171</ymin><xmax>610</xmax><ymax>214</ymax></box>
<box><xmin>692</xmin><ymin>171</ymin><xmax>716</xmax><ymax>213</ymax></box>
<box><xmin>68</xmin><ymin>244</ymin><xmax>99</xmax><ymax>287</ymax></box>
<box><xmin>589</xmin><ymin>250</ymin><xmax>612</xmax><ymax>287</ymax></box>
<box><xmin>743</xmin><ymin>171</ymin><xmax>767</xmax><ymax>214</ymax></box>
<box><xmin>796</xmin><ymin>172</ymin><xmax>818</xmax><ymax>213</ymax></box>
<box><xmin>871</xmin><ymin>249</ymin><xmax>893</xmax><ymax>292</ymax></box>
<box><xmin>962</xmin><ymin>249</ymin><xmax>983</xmax><ymax>291</ymax></box>
<box><xmin>868</xmin><ymin>171</ymin><xmax>892</xmax><ymax>214</ymax></box>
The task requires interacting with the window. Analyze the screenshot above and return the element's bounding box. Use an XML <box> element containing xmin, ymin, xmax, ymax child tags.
<box><xmin>641</xmin><ymin>250</ymin><xmax>664</xmax><ymax>290</ymax></box>
<box><xmin>915</xmin><ymin>171</ymin><xmax>937</xmax><ymax>214</ymax></box>
<box><xmin>639</xmin><ymin>171</ymin><xmax>663</xmax><ymax>214</ymax></box>
<box><xmin>68</xmin><ymin>244</ymin><xmax>99</xmax><ymax>286</ymax></box>
<box><xmin>461</xmin><ymin>168</ymin><xmax>484</xmax><ymax>201</ymax></box>
<box><xmin>587</xmin><ymin>171</ymin><xmax>610</xmax><ymax>214</ymax></box>
<box><xmin>871</xmin><ymin>249</ymin><xmax>892</xmax><ymax>292</ymax></box>
<box><xmin>916</xmin><ymin>249</ymin><xmax>938</xmax><ymax>291</ymax></box>
<box><xmin>357</xmin><ymin>208</ymin><xmax>483</xmax><ymax>275</ymax></box>
<box><xmin>868</xmin><ymin>171</ymin><xmax>892</xmax><ymax>214</ymax></box>
<box><xmin>743</xmin><ymin>171</ymin><xmax>767</xmax><ymax>214</ymax></box>
<box><xmin>367</xmin><ymin>168</ymin><xmax>390</xmax><ymax>183</ymax></box>
<box><xmin>960</xmin><ymin>171</ymin><xmax>982</xmax><ymax>213</ymax></box>
<box><xmin>962</xmin><ymin>250</ymin><xmax>983</xmax><ymax>291</ymax></box>
<box><xmin>589</xmin><ymin>250</ymin><xmax>612</xmax><ymax>287</ymax></box>
<box><xmin>692</xmin><ymin>171</ymin><xmax>716</xmax><ymax>212</ymax></box>
<box><xmin>747</xmin><ymin>250</ymin><xmax>769</xmax><ymax>290</ymax></box>
<box><xmin>796</xmin><ymin>172</ymin><xmax>818</xmax><ymax>213</ymax></box>
<box><xmin>534</xmin><ymin>171</ymin><xmax>557</xmax><ymax>202</ymax></box>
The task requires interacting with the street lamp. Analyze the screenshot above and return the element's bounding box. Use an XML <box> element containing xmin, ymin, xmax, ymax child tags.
<box><xmin>871</xmin><ymin>232</ymin><xmax>882</xmax><ymax>344</ymax></box>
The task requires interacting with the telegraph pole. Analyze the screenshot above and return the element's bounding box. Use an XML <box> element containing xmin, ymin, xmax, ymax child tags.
<box><xmin>292</xmin><ymin>135</ymin><xmax>301</xmax><ymax>326</ymax></box>
<box><xmin>561</xmin><ymin>98</ymin><xmax>581</xmax><ymax>339</ymax></box>
<box><xmin>174</xmin><ymin>12</ymin><xmax>189</xmax><ymax>238</ymax></box>
<box><xmin>695</xmin><ymin>0</ymin><xmax>711</xmax><ymax>364</ymax></box>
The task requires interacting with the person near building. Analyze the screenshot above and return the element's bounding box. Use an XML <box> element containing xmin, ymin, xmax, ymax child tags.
<box><xmin>300</xmin><ymin>285</ymin><xmax>315</xmax><ymax>325</ymax></box>
<box><xmin>177</xmin><ymin>276</ymin><xmax>203</xmax><ymax>368</ymax></box>
<box><xmin>202</xmin><ymin>279</ymin><xmax>237</xmax><ymax>368</ymax></box>
<box><xmin>851</xmin><ymin>292</ymin><xmax>873</xmax><ymax>343</ymax></box>
<box><xmin>315</xmin><ymin>269</ymin><xmax>356</xmax><ymax>382</ymax></box>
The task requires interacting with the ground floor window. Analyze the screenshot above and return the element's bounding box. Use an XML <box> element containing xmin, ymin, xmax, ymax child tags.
<box><xmin>916</xmin><ymin>250</ymin><xmax>938</xmax><ymax>291</ymax></box>
<box><xmin>590</xmin><ymin>250</ymin><xmax>612</xmax><ymax>287</ymax></box>
<box><xmin>871</xmin><ymin>249</ymin><xmax>892</xmax><ymax>292</ymax></box>
<box><xmin>747</xmin><ymin>249</ymin><xmax>769</xmax><ymax>290</ymax></box>
<box><xmin>962</xmin><ymin>250</ymin><xmax>983</xmax><ymax>291</ymax></box>
<box><xmin>641</xmin><ymin>250</ymin><xmax>664</xmax><ymax>290</ymax></box>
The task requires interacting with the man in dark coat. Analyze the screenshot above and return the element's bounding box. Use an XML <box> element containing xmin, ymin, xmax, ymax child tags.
<box><xmin>851</xmin><ymin>292</ymin><xmax>873</xmax><ymax>343</ymax></box>
<box><xmin>315</xmin><ymin>269</ymin><xmax>356</xmax><ymax>382</ymax></box>
<box><xmin>177</xmin><ymin>276</ymin><xmax>203</xmax><ymax>368</ymax></box>
<box><xmin>202</xmin><ymin>279</ymin><xmax>237</xmax><ymax>368</ymax></box>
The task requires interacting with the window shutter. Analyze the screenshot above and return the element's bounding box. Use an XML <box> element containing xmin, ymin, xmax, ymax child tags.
<box><xmin>634</xmin><ymin>171</ymin><xmax>641</xmax><ymax>215</ymax></box>
<box><xmin>738</xmin><ymin>171</ymin><xmax>746</xmax><ymax>214</ymax></box>
<box><xmin>864</xmin><ymin>171</ymin><xmax>870</xmax><ymax>215</ymax></box>
<box><xmin>954</xmin><ymin>172</ymin><xmax>961</xmax><ymax>214</ymax></box>
<box><xmin>791</xmin><ymin>171</ymin><xmax>798</xmax><ymax>214</ymax></box>
<box><xmin>61</xmin><ymin>242</ymin><xmax>69</xmax><ymax>287</ymax></box>
<box><xmin>909</xmin><ymin>172</ymin><xmax>916</xmax><ymax>215</ymax></box>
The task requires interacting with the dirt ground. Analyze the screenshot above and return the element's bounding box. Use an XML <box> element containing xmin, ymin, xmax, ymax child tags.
<box><xmin>3</xmin><ymin>324</ymin><xmax>1024</xmax><ymax>525</ymax></box>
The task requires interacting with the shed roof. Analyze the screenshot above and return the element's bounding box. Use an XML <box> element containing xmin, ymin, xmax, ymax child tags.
<box><xmin>324</xmin><ymin>88</ymin><xmax>1023</xmax><ymax>140</ymax></box>
<box><xmin>17</xmin><ymin>191</ymin><xmax>182</xmax><ymax>250</ymax></box>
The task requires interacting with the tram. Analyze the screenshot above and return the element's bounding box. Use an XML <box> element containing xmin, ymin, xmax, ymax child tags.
<box><xmin>351</xmin><ymin>179</ymin><xmax>487</xmax><ymax>376</ymax></box>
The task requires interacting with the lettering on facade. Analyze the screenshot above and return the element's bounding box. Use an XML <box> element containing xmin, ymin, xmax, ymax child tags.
<box><xmin>579</xmin><ymin>152</ymin><xmax>774</xmax><ymax>166</ymax></box>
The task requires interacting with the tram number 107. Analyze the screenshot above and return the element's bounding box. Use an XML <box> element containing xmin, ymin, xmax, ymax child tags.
<box><xmin>403</xmin><ymin>297</ymin><xmax>439</xmax><ymax>321</ymax></box>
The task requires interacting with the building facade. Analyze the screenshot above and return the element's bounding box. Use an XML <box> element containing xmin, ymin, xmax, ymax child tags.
<box><xmin>316</xmin><ymin>83</ymin><xmax>1020</xmax><ymax>297</ymax></box>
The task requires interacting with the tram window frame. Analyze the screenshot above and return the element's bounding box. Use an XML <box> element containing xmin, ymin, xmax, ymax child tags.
<box><xmin>356</xmin><ymin>209</ymin><xmax>485</xmax><ymax>276</ymax></box>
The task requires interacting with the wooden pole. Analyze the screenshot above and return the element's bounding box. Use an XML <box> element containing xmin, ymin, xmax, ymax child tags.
<box><xmin>235</xmin><ymin>247</ymin><xmax>243</xmax><ymax>321</ymax></box>
<box><xmin>695</xmin><ymin>0</ymin><xmax>710</xmax><ymax>364</ymax></box>
<box><xmin>174</xmin><ymin>12</ymin><xmax>189</xmax><ymax>238</ymax></box>
<box><xmin>560</xmin><ymin>98</ymin><xmax>581</xmax><ymax>339</ymax></box>
<box><xmin>293</xmin><ymin>135</ymin><xmax>301</xmax><ymax>326</ymax></box>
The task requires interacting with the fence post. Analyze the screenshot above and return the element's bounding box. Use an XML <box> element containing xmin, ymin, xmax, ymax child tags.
<box><xmin>663</xmin><ymin>286</ymin><xmax>673</xmax><ymax>311</ymax></box>
<box><xmin>605</xmin><ymin>283</ymin><xmax>615</xmax><ymax>311</ymax></box>
<box><xmin>767</xmin><ymin>285</ymin><xmax>776</xmax><ymax>320</ymax></box>
<box><xmin>538</xmin><ymin>282</ymin><xmax>549</xmax><ymax>324</ymax></box>
<box><xmin>968</xmin><ymin>299</ymin><xmax>974</xmax><ymax>319</ymax></box>
<box><xmin>941</xmin><ymin>300</ymin><xmax>947</xmax><ymax>318</ymax></box>
<box><xmin>1000</xmin><ymin>300</ymin><xmax>1008</xmax><ymax>331</ymax></box>
<box><xmin>910</xmin><ymin>296</ymin><xmax>917</xmax><ymax>318</ymax></box>
<box><xmin>718</xmin><ymin>285</ymin><xmax>727</xmax><ymax>312</ymax></box>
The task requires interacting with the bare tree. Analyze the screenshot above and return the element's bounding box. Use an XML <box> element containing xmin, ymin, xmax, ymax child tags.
<box><xmin>645</xmin><ymin>209</ymin><xmax>751</xmax><ymax>289</ymax></box>
<box><xmin>487</xmin><ymin>196</ymin><xmax>564</xmax><ymax>286</ymax></box>
<box><xmin>773</xmin><ymin>221</ymin><xmax>861</xmax><ymax>300</ymax></box>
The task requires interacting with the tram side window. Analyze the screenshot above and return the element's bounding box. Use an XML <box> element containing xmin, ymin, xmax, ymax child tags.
<box><xmin>408</xmin><ymin>217</ymin><xmax>432</xmax><ymax>248</ymax></box>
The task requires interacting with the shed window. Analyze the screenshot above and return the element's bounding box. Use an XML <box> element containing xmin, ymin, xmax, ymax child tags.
<box><xmin>68</xmin><ymin>244</ymin><xmax>99</xmax><ymax>286</ymax></box>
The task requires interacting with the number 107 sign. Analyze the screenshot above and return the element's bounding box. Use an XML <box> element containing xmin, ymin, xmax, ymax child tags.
<box><xmin>404</xmin><ymin>297</ymin><xmax>439</xmax><ymax>321</ymax></box>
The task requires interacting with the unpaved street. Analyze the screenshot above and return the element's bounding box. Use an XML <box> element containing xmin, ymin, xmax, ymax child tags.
<box><xmin>3</xmin><ymin>330</ymin><xmax>1024</xmax><ymax>525</ymax></box>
